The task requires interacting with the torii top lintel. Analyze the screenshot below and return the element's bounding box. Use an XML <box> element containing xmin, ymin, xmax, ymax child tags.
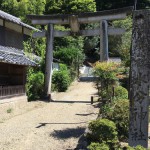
<box><xmin>27</xmin><ymin>6</ymin><xmax>133</xmax><ymax>25</ymax></box>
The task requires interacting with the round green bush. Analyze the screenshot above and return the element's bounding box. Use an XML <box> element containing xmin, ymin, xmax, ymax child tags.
<box><xmin>87</xmin><ymin>118</ymin><xmax>118</xmax><ymax>149</ymax></box>
<box><xmin>103</xmin><ymin>99</ymin><xmax>129</xmax><ymax>140</ymax></box>
<box><xmin>114</xmin><ymin>86</ymin><xmax>128</xmax><ymax>99</ymax></box>
<box><xmin>88</xmin><ymin>142</ymin><xmax>109</xmax><ymax>150</ymax></box>
<box><xmin>26</xmin><ymin>71</ymin><xmax>44</xmax><ymax>100</ymax></box>
<box><xmin>59</xmin><ymin>63</ymin><xmax>68</xmax><ymax>71</ymax></box>
<box><xmin>52</xmin><ymin>69</ymin><xmax>71</xmax><ymax>92</ymax></box>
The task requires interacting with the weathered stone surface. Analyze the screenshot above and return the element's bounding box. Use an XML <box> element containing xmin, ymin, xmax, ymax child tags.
<box><xmin>129</xmin><ymin>10</ymin><xmax>150</xmax><ymax>148</ymax></box>
<box><xmin>100</xmin><ymin>20</ymin><xmax>108</xmax><ymax>61</ymax></box>
<box><xmin>44</xmin><ymin>24</ymin><xmax>54</xmax><ymax>97</ymax></box>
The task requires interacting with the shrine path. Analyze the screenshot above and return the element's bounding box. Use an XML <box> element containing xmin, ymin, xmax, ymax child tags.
<box><xmin>0</xmin><ymin>81</ymin><xmax>99</xmax><ymax>150</ymax></box>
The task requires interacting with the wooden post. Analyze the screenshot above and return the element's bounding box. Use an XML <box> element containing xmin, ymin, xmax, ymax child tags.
<box><xmin>100</xmin><ymin>20</ymin><xmax>108</xmax><ymax>61</ymax></box>
<box><xmin>44</xmin><ymin>24</ymin><xmax>54</xmax><ymax>100</ymax></box>
<box><xmin>91</xmin><ymin>96</ymin><xmax>93</xmax><ymax>104</ymax></box>
<box><xmin>129</xmin><ymin>10</ymin><xmax>150</xmax><ymax>148</ymax></box>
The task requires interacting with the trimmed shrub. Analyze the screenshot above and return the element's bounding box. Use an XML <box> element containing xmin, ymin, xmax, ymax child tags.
<box><xmin>93</xmin><ymin>62</ymin><xmax>124</xmax><ymax>101</ymax></box>
<box><xmin>52</xmin><ymin>64</ymin><xmax>71</xmax><ymax>92</ymax></box>
<box><xmin>26</xmin><ymin>71</ymin><xmax>44</xmax><ymax>100</ymax></box>
<box><xmin>88</xmin><ymin>142</ymin><xmax>109</xmax><ymax>150</ymax></box>
<box><xmin>102</xmin><ymin>99</ymin><xmax>129</xmax><ymax>140</ymax></box>
<box><xmin>87</xmin><ymin>119</ymin><xmax>118</xmax><ymax>149</ymax></box>
<box><xmin>94</xmin><ymin>62</ymin><xmax>120</xmax><ymax>81</ymax></box>
<box><xmin>114</xmin><ymin>86</ymin><xmax>128</xmax><ymax>99</ymax></box>
<box><xmin>59</xmin><ymin>63</ymin><xmax>68</xmax><ymax>71</ymax></box>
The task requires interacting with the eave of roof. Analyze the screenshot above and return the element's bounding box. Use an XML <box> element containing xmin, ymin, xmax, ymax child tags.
<box><xmin>0</xmin><ymin>46</ymin><xmax>37</xmax><ymax>66</ymax></box>
<box><xmin>0</xmin><ymin>10</ymin><xmax>38</xmax><ymax>31</ymax></box>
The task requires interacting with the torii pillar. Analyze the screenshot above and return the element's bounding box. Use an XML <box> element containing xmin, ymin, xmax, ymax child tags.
<box><xmin>44</xmin><ymin>24</ymin><xmax>54</xmax><ymax>99</ymax></box>
<box><xmin>100</xmin><ymin>20</ymin><xmax>108</xmax><ymax>61</ymax></box>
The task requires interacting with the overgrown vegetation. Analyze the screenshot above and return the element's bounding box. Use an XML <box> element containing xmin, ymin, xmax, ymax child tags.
<box><xmin>87</xmin><ymin>118</ymin><xmax>119</xmax><ymax>149</ymax></box>
<box><xmin>101</xmin><ymin>99</ymin><xmax>129</xmax><ymax>140</ymax></box>
<box><xmin>93</xmin><ymin>62</ymin><xmax>126</xmax><ymax>101</ymax></box>
<box><xmin>26</xmin><ymin>69</ymin><xmax>44</xmax><ymax>100</ymax></box>
<box><xmin>24</xmin><ymin>39</ymin><xmax>46</xmax><ymax>100</ymax></box>
<box><xmin>87</xmin><ymin>61</ymin><xmax>130</xmax><ymax>149</ymax></box>
<box><xmin>88</xmin><ymin>142</ymin><xmax>109</xmax><ymax>150</ymax></box>
<box><xmin>126</xmin><ymin>145</ymin><xmax>150</xmax><ymax>150</ymax></box>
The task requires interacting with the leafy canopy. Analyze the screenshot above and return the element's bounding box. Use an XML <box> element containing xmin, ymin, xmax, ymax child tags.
<box><xmin>45</xmin><ymin>0</ymin><xmax>96</xmax><ymax>14</ymax></box>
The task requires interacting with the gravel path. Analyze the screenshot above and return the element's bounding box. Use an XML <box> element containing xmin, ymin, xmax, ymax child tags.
<box><xmin>0</xmin><ymin>81</ymin><xmax>99</xmax><ymax>150</ymax></box>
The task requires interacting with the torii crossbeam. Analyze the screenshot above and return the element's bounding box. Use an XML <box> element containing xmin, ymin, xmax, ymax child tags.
<box><xmin>27</xmin><ymin>6</ymin><xmax>133</xmax><ymax>99</ymax></box>
<box><xmin>27</xmin><ymin>7</ymin><xmax>133</xmax><ymax>25</ymax></box>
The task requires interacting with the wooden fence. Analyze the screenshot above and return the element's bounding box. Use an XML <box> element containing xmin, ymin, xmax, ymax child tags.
<box><xmin>0</xmin><ymin>85</ymin><xmax>25</xmax><ymax>97</ymax></box>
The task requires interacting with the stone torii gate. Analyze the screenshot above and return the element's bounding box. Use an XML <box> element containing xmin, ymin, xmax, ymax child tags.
<box><xmin>27</xmin><ymin>7</ymin><xmax>133</xmax><ymax>99</ymax></box>
<box><xmin>27</xmin><ymin>7</ymin><xmax>150</xmax><ymax>148</ymax></box>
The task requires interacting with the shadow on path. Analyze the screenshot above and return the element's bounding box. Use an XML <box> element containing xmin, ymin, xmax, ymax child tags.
<box><xmin>50</xmin><ymin>127</ymin><xmax>85</xmax><ymax>139</ymax></box>
<box><xmin>51</xmin><ymin>100</ymin><xmax>90</xmax><ymax>104</ymax></box>
<box><xmin>75</xmin><ymin>113</ymin><xmax>97</xmax><ymax>116</ymax></box>
<box><xmin>36</xmin><ymin>122</ymin><xmax>87</xmax><ymax>128</ymax></box>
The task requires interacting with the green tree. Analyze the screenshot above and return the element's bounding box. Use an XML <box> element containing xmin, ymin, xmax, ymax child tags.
<box><xmin>24</xmin><ymin>38</ymin><xmax>46</xmax><ymax>100</ymax></box>
<box><xmin>112</xmin><ymin>16</ymin><xmax>132</xmax><ymax>66</ymax></box>
<box><xmin>0</xmin><ymin>0</ymin><xmax>46</xmax><ymax>22</ymax></box>
<box><xmin>45</xmin><ymin>0</ymin><xmax>96</xmax><ymax>14</ymax></box>
<box><xmin>95</xmin><ymin>0</ymin><xmax>149</xmax><ymax>11</ymax></box>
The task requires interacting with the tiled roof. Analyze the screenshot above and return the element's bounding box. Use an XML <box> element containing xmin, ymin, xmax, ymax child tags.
<box><xmin>0</xmin><ymin>10</ymin><xmax>38</xmax><ymax>31</ymax></box>
<box><xmin>0</xmin><ymin>46</ymin><xmax>37</xmax><ymax>66</ymax></box>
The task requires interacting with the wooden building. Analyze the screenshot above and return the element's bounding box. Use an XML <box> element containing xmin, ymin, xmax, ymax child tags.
<box><xmin>0</xmin><ymin>10</ymin><xmax>38</xmax><ymax>104</ymax></box>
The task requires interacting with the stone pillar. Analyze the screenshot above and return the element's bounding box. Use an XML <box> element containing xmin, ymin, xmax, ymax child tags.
<box><xmin>129</xmin><ymin>10</ymin><xmax>150</xmax><ymax>148</ymax></box>
<box><xmin>100</xmin><ymin>20</ymin><xmax>108</xmax><ymax>61</ymax></box>
<box><xmin>44</xmin><ymin>24</ymin><xmax>54</xmax><ymax>99</ymax></box>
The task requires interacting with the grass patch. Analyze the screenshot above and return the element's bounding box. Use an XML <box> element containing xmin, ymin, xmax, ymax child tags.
<box><xmin>7</xmin><ymin>108</ymin><xmax>13</xmax><ymax>113</ymax></box>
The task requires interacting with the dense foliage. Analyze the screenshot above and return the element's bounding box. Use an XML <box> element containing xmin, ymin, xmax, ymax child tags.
<box><xmin>45</xmin><ymin>0</ymin><xmax>96</xmax><ymax>14</ymax></box>
<box><xmin>95</xmin><ymin>0</ymin><xmax>150</xmax><ymax>11</ymax></box>
<box><xmin>26</xmin><ymin>69</ymin><xmax>44</xmax><ymax>100</ymax></box>
<box><xmin>0</xmin><ymin>0</ymin><xmax>46</xmax><ymax>22</ymax></box>
<box><xmin>88</xmin><ymin>142</ymin><xmax>109</xmax><ymax>150</ymax></box>
<box><xmin>126</xmin><ymin>145</ymin><xmax>150</xmax><ymax>150</ymax></box>
<box><xmin>91</xmin><ymin>61</ymin><xmax>130</xmax><ymax>148</ymax></box>
<box><xmin>93</xmin><ymin>62</ymin><xmax>126</xmax><ymax>101</ymax></box>
<box><xmin>114</xmin><ymin>86</ymin><xmax>128</xmax><ymax>99</ymax></box>
<box><xmin>52</xmin><ymin>64</ymin><xmax>71</xmax><ymax>92</ymax></box>
<box><xmin>87</xmin><ymin>118</ymin><xmax>119</xmax><ymax>149</ymax></box>
<box><xmin>102</xmin><ymin>99</ymin><xmax>129</xmax><ymax>140</ymax></box>
<box><xmin>23</xmin><ymin>38</ymin><xmax>46</xmax><ymax>100</ymax></box>
<box><xmin>112</xmin><ymin>16</ymin><xmax>132</xmax><ymax>66</ymax></box>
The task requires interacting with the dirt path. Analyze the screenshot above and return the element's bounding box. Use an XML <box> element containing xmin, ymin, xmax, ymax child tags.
<box><xmin>0</xmin><ymin>81</ymin><xmax>99</xmax><ymax>150</ymax></box>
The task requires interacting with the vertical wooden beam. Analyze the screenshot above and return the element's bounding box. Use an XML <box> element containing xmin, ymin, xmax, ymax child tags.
<box><xmin>22</xmin><ymin>66</ymin><xmax>26</xmax><ymax>85</ymax></box>
<box><xmin>44</xmin><ymin>24</ymin><xmax>54</xmax><ymax>100</ymax></box>
<box><xmin>100</xmin><ymin>20</ymin><xmax>108</xmax><ymax>61</ymax></box>
<box><xmin>129</xmin><ymin>10</ymin><xmax>150</xmax><ymax>148</ymax></box>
